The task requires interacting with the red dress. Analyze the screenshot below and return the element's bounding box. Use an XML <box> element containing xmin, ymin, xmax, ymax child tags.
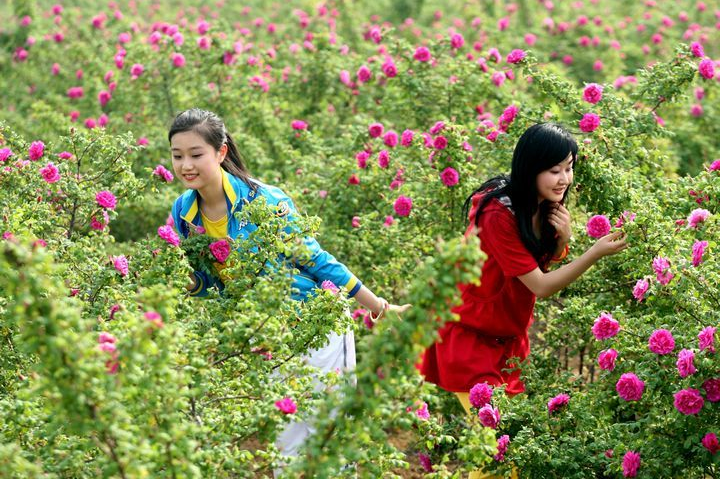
<box><xmin>419</xmin><ymin>194</ymin><xmax>539</xmax><ymax>395</ymax></box>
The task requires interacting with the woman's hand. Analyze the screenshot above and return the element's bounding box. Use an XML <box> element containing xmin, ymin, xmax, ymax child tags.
<box><xmin>548</xmin><ymin>203</ymin><xmax>572</xmax><ymax>244</ymax></box>
<box><xmin>370</xmin><ymin>297</ymin><xmax>412</xmax><ymax>322</ymax></box>
<box><xmin>591</xmin><ymin>230</ymin><xmax>629</xmax><ymax>258</ymax></box>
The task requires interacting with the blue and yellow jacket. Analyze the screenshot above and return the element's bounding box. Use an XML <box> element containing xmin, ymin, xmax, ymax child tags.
<box><xmin>171</xmin><ymin>169</ymin><xmax>362</xmax><ymax>301</ymax></box>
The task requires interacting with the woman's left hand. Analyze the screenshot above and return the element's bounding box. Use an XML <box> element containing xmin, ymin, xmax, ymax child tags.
<box><xmin>548</xmin><ymin>203</ymin><xmax>572</xmax><ymax>244</ymax></box>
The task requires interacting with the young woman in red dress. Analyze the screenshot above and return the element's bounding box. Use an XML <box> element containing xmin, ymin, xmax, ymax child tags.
<box><xmin>420</xmin><ymin>123</ymin><xmax>627</xmax><ymax>477</ymax></box>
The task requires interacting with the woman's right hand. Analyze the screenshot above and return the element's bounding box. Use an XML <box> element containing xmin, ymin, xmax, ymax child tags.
<box><xmin>591</xmin><ymin>230</ymin><xmax>628</xmax><ymax>258</ymax></box>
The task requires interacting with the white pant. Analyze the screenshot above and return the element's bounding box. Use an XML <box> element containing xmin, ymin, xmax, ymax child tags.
<box><xmin>273</xmin><ymin>330</ymin><xmax>356</xmax><ymax>477</ymax></box>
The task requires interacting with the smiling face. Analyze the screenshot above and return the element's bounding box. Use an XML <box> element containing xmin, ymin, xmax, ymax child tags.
<box><xmin>536</xmin><ymin>152</ymin><xmax>574</xmax><ymax>204</ymax></box>
<box><xmin>170</xmin><ymin>130</ymin><xmax>227</xmax><ymax>193</ymax></box>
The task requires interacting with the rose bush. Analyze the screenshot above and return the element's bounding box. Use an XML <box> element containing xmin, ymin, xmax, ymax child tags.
<box><xmin>0</xmin><ymin>0</ymin><xmax>718</xmax><ymax>477</ymax></box>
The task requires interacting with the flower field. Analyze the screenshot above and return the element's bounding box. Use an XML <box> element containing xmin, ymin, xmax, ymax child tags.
<box><xmin>0</xmin><ymin>0</ymin><xmax>718</xmax><ymax>477</ymax></box>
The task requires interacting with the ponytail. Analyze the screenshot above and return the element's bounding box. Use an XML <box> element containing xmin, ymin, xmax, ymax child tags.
<box><xmin>222</xmin><ymin>132</ymin><xmax>257</xmax><ymax>192</ymax></box>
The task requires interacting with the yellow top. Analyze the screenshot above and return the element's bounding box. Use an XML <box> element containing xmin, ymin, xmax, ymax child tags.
<box><xmin>200</xmin><ymin>211</ymin><xmax>228</xmax><ymax>238</ymax></box>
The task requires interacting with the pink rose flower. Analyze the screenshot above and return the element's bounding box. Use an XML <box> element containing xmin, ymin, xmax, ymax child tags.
<box><xmin>377</xmin><ymin>150</ymin><xmax>390</xmax><ymax>168</ymax></box>
<box><xmin>393</xmin><ymin>195</ymin><xmax>413</xmax><ymax>217</ymax></box>
<box><xmin>676</xmin><ymin>349</ymin><xmax>696</xmax><ymax>378</ymax></box>
<box><xmin>469</xmin><ymin>382</ymin><xmax>493</xmax><ymax>408</ymax></box>
<box><xmin>652</xmin><ymin>256</ymin><xmax>673</xmax><ymax>285</ymax></box>
<box><xmin>0</xmin><ymin>148</ymin><xmax>13</xmax><ymax>162</ymax></box>
<box><xmin>171</xmin><ymin>52</ymin><xmax>186</xmax><ymax>68</ymax></box>
<box><xmin>413</xmin><ymin>46</ymin><xmax>431</xmax><ymax>62</ymax></box>
<box><xmin>494</xmin><ymin>435</ymin><xmax>510</xmax><ymax>461</ymax></box>
<box><xmin>648</xmin><ymin>329</ymin><xmax>675</xmax><ymax>355</ymax></box>
<box><xmin>586</xmin><ymin>214</ymin><xmax>611</xmax><ymax>238</ymax></box>
<box><xmin>506</xmin><ymin>49</ymin><xmax>526</xmax><ymax>63</ymax></box>
<box><xmin>96</xmin><ymin>190</ymin><xmax>117</xmax><ymax>210</ymax></box>
<box><xmin>702</xmin><ymin>433</ymin><xmax>720</xmax><ymax>454</ymax></box>
<box><xmin>622</xmin><ymin>451</ymin><xmax>640</xmax><ymax>478</ymax></box>
<box><xmin>209</xmin><ymin>239</ymin><xmax>231</xmax><ymax>263</ymax></box>
<box><xmin>418</xmin><ymin>452</ymin><xmax>433</xmax><ymax>472</ymax></box>
<box><xmin>40</xmin><ymin>162</ymin><xmax>60</xmax><ymax>183</ymax></box>
<box><xmin>130</xmin><ymin>63</ymin><xmax>144</xmax><ymax>79</ymax></box>
<box><xmin>152</xmin><ymin>165</ymin><xmax>174</xmax><ymax>182</ymax></box>
<box><xmin>383</xmin><ymin>130</ymin><xmax>398</xmax><ymax>148</ymax></box>
<box><xmin>687</xmin><ymin>208</ymin><xmax>710</xmax><ymax>228</ymax></box>
<box><xmin>592</xmin><ymin>312</ymin><xmax>620</xmax><ymax>340</ymax></box>
<box><xmin>598</xmin><ymin>349</ymin><xmax>618</xmax><ymax>371</ymax></box>
<box><xmin>698</xmin><ymin>59</ymin><xmax>715</xmax><ymax>79</ymax></box>
<box><xmin>157</xmin><ymin>225</ymin><xmax>180</xmax><ymax>246</ymax></box>
<box><xmin>433</xmin><ymin>135</ymin><xmax>448</xmax><ymax>150</ymax></box>
<box><xmin>440</xmin><ymin>167</ymin><xmax>459</xmax><ymax>187</ymax></box>
<box><xmin>450</xmin><ymin>33</ymin><xmax>465</xmax><ymax>50</ymax></box>
<box><xmin>673</xmin><ymin>388</ymin><xmax>704</xmax><ymax>415</ymax></box>
<box><xmin>698</xmin><ymin>326</ymin><xmax>716</xmax><ymax>352</ymax></box>
<box><xmin>368</xmin><ymin>122</ymin><xmax>384</xmax><ymax>138</ymax></box>
<box><xmin>547</xmin><ymin>393</ymin><xmax>570</xmax><ymax>414</ymax></box>
<box><xmin>690</xmin><ymin>41</ymin><xmax>705</xmax><ymax>57</ymax></box>
<box><xmin>357</xmin><ymin>65</ymin><xmax>371</xmax><ymax>83</ymax></box>
<box><xmin>702</xmin><ymin>378</ymin><xmax>719</xmax><ymax>402</ymax></box>
<box><xmin>98</xmin><ymin>332</ymin><xmax>117</xmax><ymax>344</ymax></box>
<box><xmin>144</xmin><ymin>311</ymin><xmax>164</xmax><ymax>328</ymax></box>
<box><xmin>28</xmin><ymin>140</ymin><xmax>45</xmax><ymax>161</ymax></box>
<box><xmin>321</xmin><ymin>280</ymin><xmax>339</xmax><ymax>293</ymax></box>
<box><xmin>381</xmin><ymin>60</ymin><xmax>397</xmax><ymax>78</ymax></box>
<box><xmin>401</xmin><ymin>129</ymin><xmax>414</xmax><ymax>146</ymax></box>
<box><xmin>616</xmin><ymin>373</ymin><xmax>645</xmax><ymax>401</ymax></box>
<box><xmin>291</xmin><ymin>120</ymin><xmax>307</xmax><ymax>130</ymax></box>
<box><xmin>112</xmin><ymin>255</ymin><xmax>129</xmax><ymax>276</ymax></box>
<box><xmin>415</xmin><ymin>401</ymin><xmax>430</xmax><ymax>420</ymax></box>
<box><xmin>582</xmin><ymin>83</ymin><xmax>603</xmax><ymax>104</ymax></box>
<box><xmin>275</xmin><ymin>397</ymin><xmax>297</xmax><ymax>414</ymax></box>
<box><xmin>478</xmin><ymin>404</ymin><xmax>500</xmax><ymax>429</ymax></box>
<box><xmin>632</xmin><ymin>279</ymin><xmax>649</xmax><ymax>302</ymax></box>
<box><xmin>691</xmin><ymin>240</ymin><xmax>708</xmax><ymax>267</ymax></box>
<box><xmin>579</xmin><ymin>113</ymin><xmax>601</xmax><ymax>132</ymax></box>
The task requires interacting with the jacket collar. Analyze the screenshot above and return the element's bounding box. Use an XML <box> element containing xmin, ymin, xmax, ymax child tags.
<box><xmin>179</xmin><ymin>168</ymin><xmax>250</xmax><ymax>224</ymax></box>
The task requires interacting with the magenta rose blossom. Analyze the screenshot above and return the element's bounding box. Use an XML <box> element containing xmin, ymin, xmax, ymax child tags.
<box><xmin>433</xmin><ymin>135</ymin><xmax>448</xmax><ymax>150</ymax></box>
<box><xmin>676</xmin><ymin>349</ymin><xmax>696</xmax><ymax>378</ymax></box>
<box><xmin>691</xmin><ymin>240</ymin><xmax>708</xmax><ymax>267</ymax></box>
<box><xmin>401</xmin><ymin>129</ymin><xmax>414</xmax><ymax>146</ymax></box>
<box><xmin>96</xmin><ymin>190</ymin><xmax>117</xmax><ymax>210</ymax></box>
<box><xmin>702</xmin><ymin>433</ymin><xmax>720</xmax><ymax>454</ymax></box>
<box><xmin>547</xmin><ymin>393</ymin><xmax>570</xmax><ymax>414</ymax></box>
<box><xmin>616</xmin><ymin>373</ymin><xmax>645</xmax><ymax>401</ymax></box>
<box><xmin>698</xmin><ymin>59</ymin><xmax>716</xmax><ymax>80</ymax></box>
<box><xmin>209</xmin><ymin>239</ymin><xmax>231</xmax><ymax>263</ymax></box>
<box><xmin>157</xmin><ymin>225</ymin><xmax>180</xmax><ymax>246</ymax></box>
<box><xmin>112</xmin><ymin>255</ymin><xmax>129</xmax><ymax>276</ymax></box>
<box><xmin>598</xmin><ymin>349</ymin><xmax>618</xmax><ymax>371</ymax></box>
<box><xmin>469</xmin><ymin>382</ymin><xmax>493</xmax><ymax>408</ymax></box>
<box><xmin>418</xmin><ymin>452</ymin><xmax>433</xmax><ymax>472</ymax></box>
<box><xmin>28</xmin><ymin>140</ymin><xmax>45</xmax><ymax>160</ymax></box>
<box><xmin>582</xmin><ymin>83</ymin><xmax>603</xmax><ymax>104</ymax></box>
<box><xmin>506</xmin><ymin>48</ymin><xmax>526</xmax><ymax>63</ymax></box>
<box><xmin>415</xmin><ymin>401</ymin><xmax>430</xmax><ymax>420</ymax></box>
<box><xmin>673</xmin><ymin>388</ymin><xmax>704</xmax><ymax>415</ymax></box>
<box><xmin>586</xmin><ymin>214</ymin><xmax>611</xmax><ymax>238</ymax></box>
<box><xmin>40</xmin><ymin>162</ymin><xmax>60</xmax><ymax>183</ymax></box>
<box><xmin>393</xmin><ymin>195</ymin><xmax>413</xmax><ymax>217</ymax></box>
<box><xmin>687</xmin><ymin>208</ymin><xmax>710</xmax><ymax>229</ymax></box>
<box><xmin>291</xmin><ymin>119</ymin><xmax>307</xmax><ymax>130</ymax></box>
<box><xmin>413</xmin><ymin>46</ymin><xmax>431</xmax><ymax>62</ymax></box>
<box><xmin>478</xmin><ymin>404</ymin><xmax>500</xmax><ymax>429</ymax></box>
<box><xmin>368</xmin><ymin>122</ymin><xmax>384</xmax><ymax>138</ymax></box>
<box><xmin>702</xmin><ymin>378</ymin><xmax>720</xmax><ymax>402</ymax></box>
<box><xmin>648</xmin><ymin>329</ymin><xmax>675</xmax><ymax>355</ymax></box>
<box><xmin>579</xmin><ymin>113</ymin><xmax>600</xmax><ymax>132</ymax></box>
<box><xmin>494</xmin><ymin>435</ymin><xmax>510</xmax><ymax>461</ymax></box>
<box><xmin>275</xmin><ymin>397</ymin><xmax>297</xmax><ymax>414</ymax></box>
<box><xmin>632</xmin><ymin>279</ymin><xmax>649</xmax><ymax>302</ymax></box>
<box><xmin>152</xmin><ymin>165</ymin><xmax>174</xmax><ymax>182</ymax></box>
<box><xmin>698</xmin><ymin>326</ymin><xmax>716</xmax><ymax>352</ymax></box>
<box><xmin>622</xmin><ymin>451</ymin><xmax>640</xmax><ymax>478</ymax></box>
<box><xmin>383</xmin><ymin>130</ymin><xmax>399</xmax><ymax>148</ymax></box>
<box><xmin>321</xmin><ymin>280</ymin><xmax>339</xmax><ymax>294</ymax></box>
<box><xmin>440</xmin><ymin>167</ymin><xmax>459</xmax><ymax>187</ymax></box>
<box><xmin>592</xmin><ymin>312</ymin><xmax>620</xmax><ymax>340</ymax></box>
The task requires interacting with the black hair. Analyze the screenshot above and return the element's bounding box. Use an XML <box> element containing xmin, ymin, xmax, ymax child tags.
<box><xmin>168</xmin><ymin>108</ymin><xmax>257</xmax><ymax>191</ymax></box>
<box><xmin>462</xmin><ymin>122</ymin><xmax>578</xmax><ymax>269</ymax></box>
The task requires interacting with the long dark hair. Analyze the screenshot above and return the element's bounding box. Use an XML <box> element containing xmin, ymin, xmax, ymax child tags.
<box><xmin>168</xmin><ymin>108</ymin><xmax>257</xmax><ymax>191</ymax></box>
<box><xmin>462</xmin><ymin>123</ymin><xmax>578</xmax><ymax>268</ymax></box>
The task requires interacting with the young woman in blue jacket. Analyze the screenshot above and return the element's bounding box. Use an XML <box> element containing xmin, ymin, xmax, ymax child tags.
<box><xmin>168</xmin><ymin>108</ymin><xmax>408</xmax><ymax>470</ymax></box>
